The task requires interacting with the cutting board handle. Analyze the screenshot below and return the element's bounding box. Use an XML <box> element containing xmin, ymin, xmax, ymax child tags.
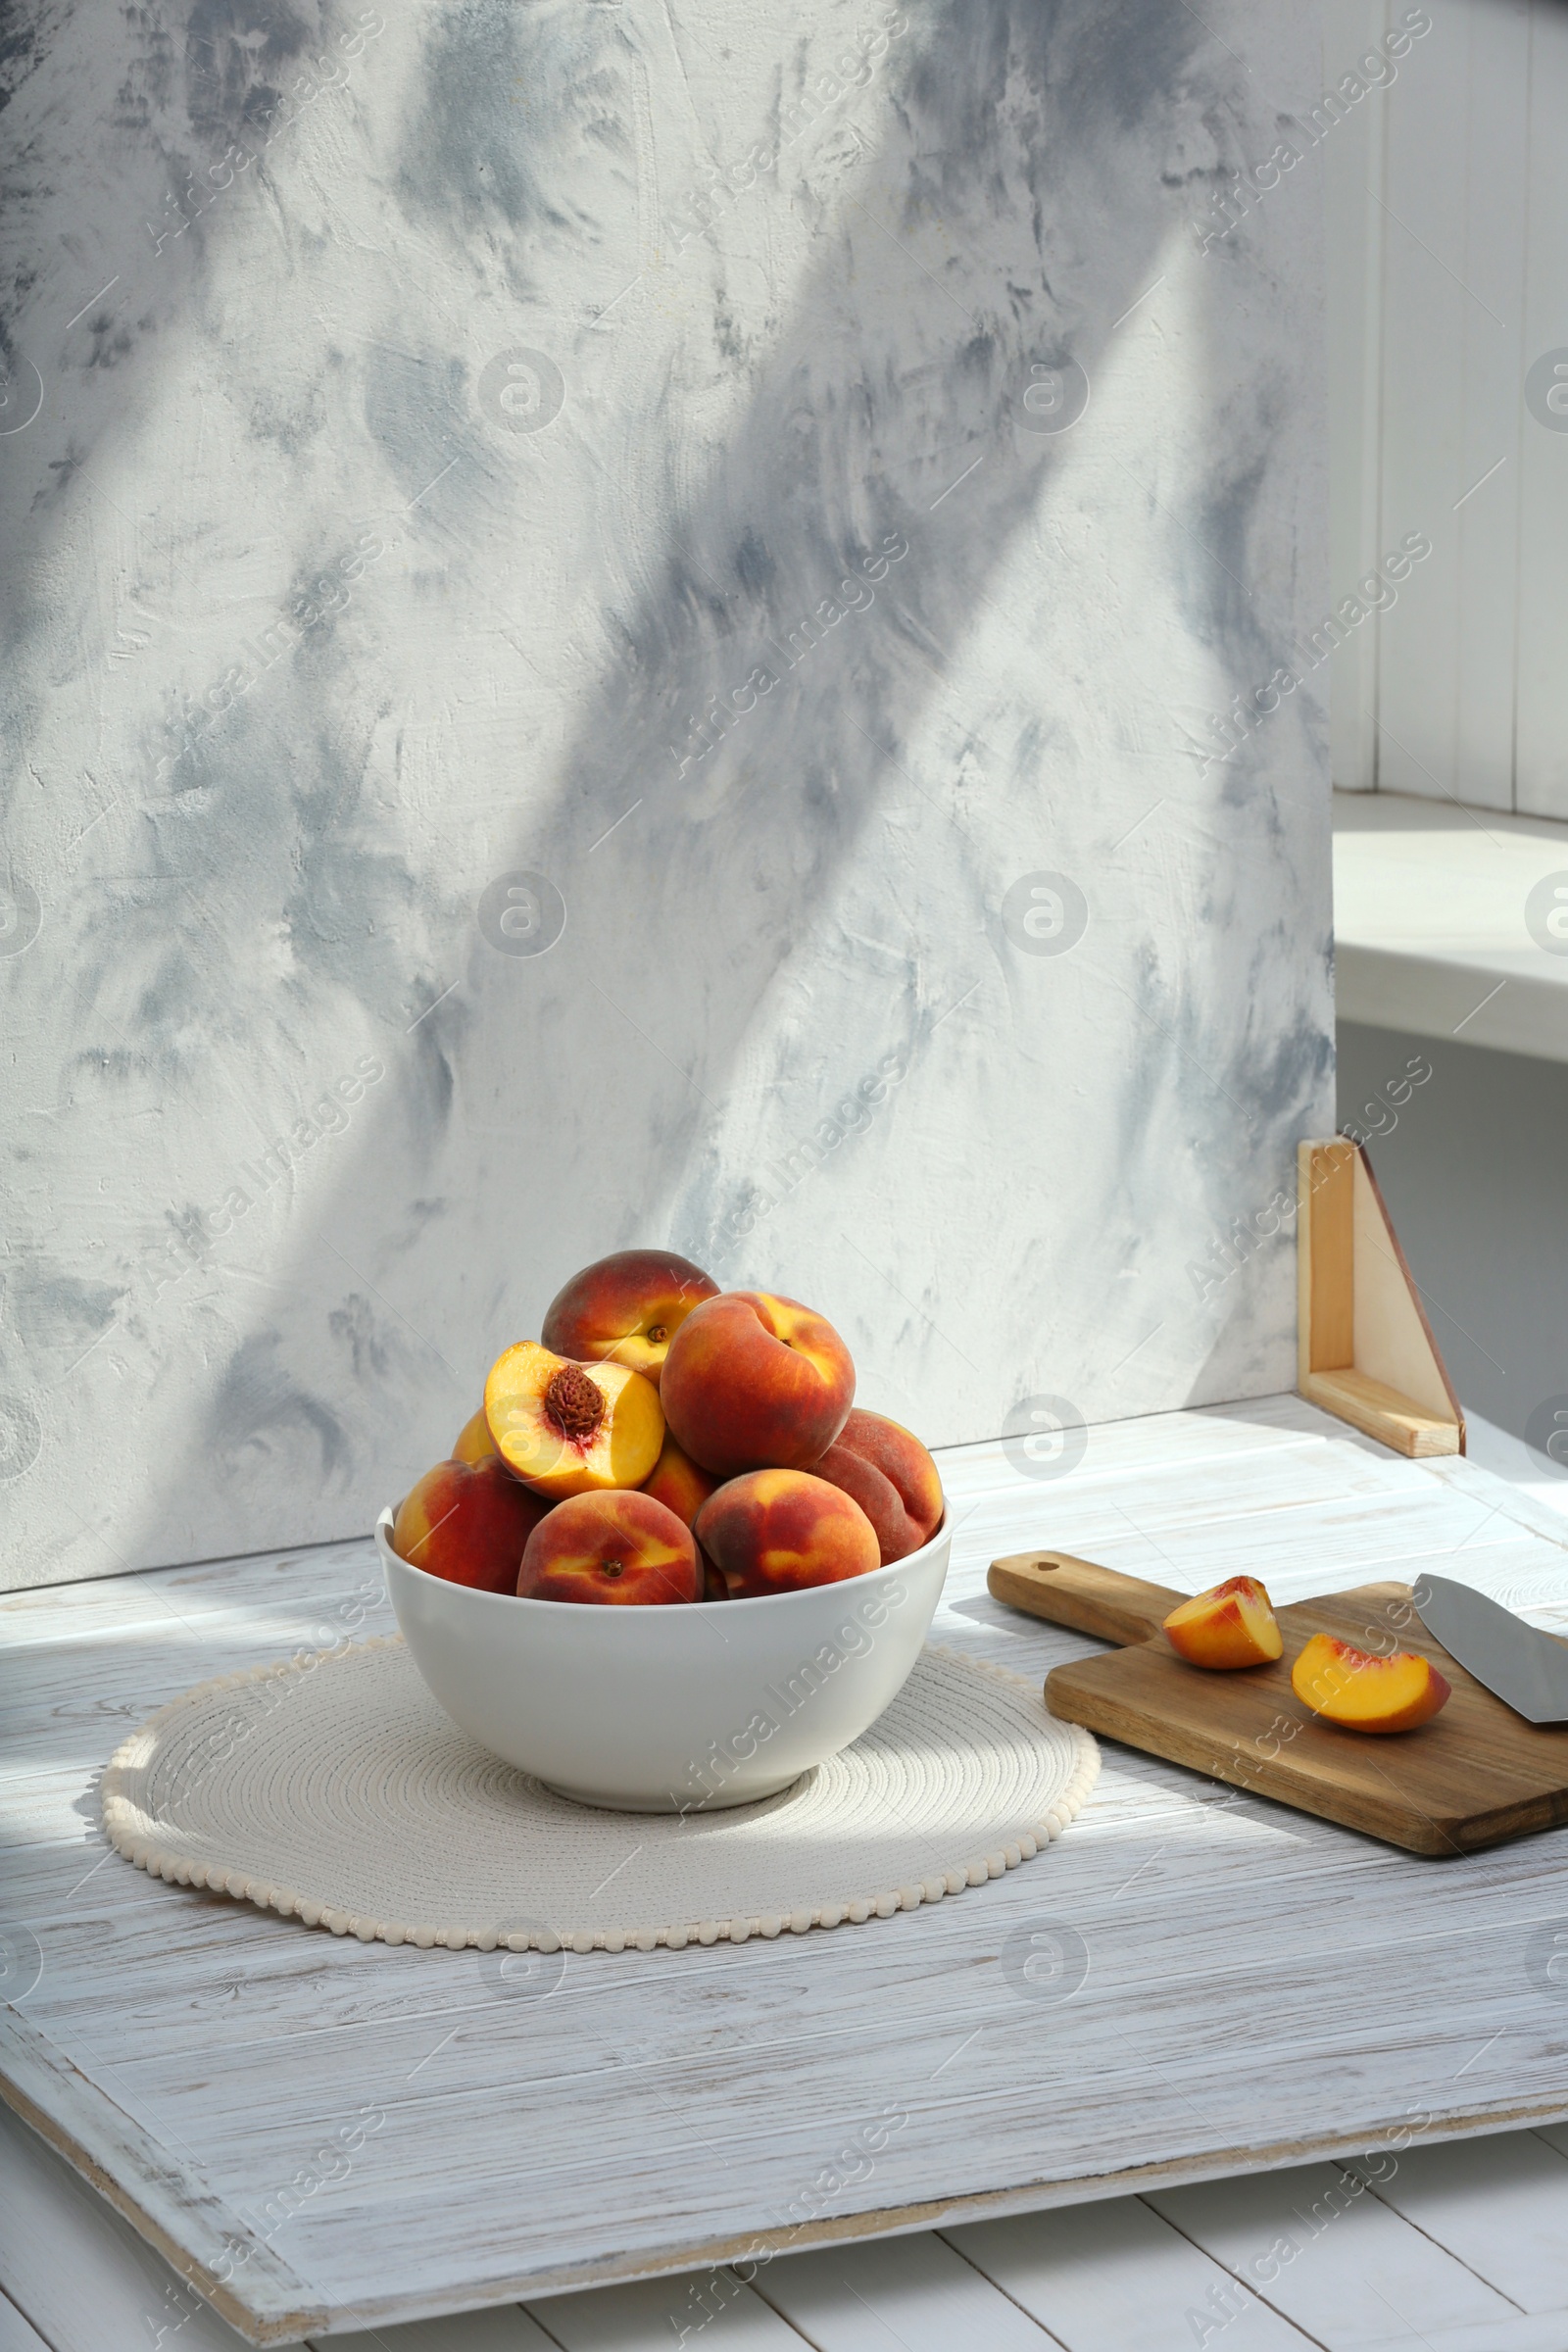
<box><xmin>988</xmin><ymin>1549</ymin><xmax>1183</xmax><ymax>1646</ymax></box>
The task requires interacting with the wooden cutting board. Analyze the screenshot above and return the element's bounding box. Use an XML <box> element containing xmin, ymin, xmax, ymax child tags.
<box><xmin>989</xmin><ymin>1549</ymin><xmax>1568</xmax><ymax>1856</ymax></box>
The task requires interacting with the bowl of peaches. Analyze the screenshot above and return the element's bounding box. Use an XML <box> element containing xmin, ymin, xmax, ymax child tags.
<box><xmin>376</xmin><ymin>1250</ymin><xmax>951</xmax><ymax>1812</ymax></box>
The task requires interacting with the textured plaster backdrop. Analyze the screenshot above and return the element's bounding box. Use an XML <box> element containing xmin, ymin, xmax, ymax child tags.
<box><xmin>0</xmin><ymin>0</ymin><xmax>1333</xmax><ymax>1587</ymax></box>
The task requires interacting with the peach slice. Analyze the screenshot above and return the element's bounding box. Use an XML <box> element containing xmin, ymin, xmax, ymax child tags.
<box><xmin>1291</xmin><ymin>1634</ymin><xmax>1451</xmax><ymax>1732</ymax></box>
<box><xmin>695</xmin><ymin>1468</ymin><xmax>879</xmax><ymax>1597</ymax></box>
<box><xmin>1162</xmin><ymin>1576</ymin><xmax>1283</xmax><ymax>1670</ymax></box>
<box><xmin>662</xmin><ymin>1291</ymin><xmax>856</xmax><ymax>1476</ymax></box>
<box><xmin>483</xmin><ymin>1341</ymin><xmax>663</xmax><ymax>1499</ymax></box>
<box><xmin>392</xmin><ymin>1456</ymin><xmax>551</xmax><ymax>1593</ymax></box>
<box><xmin>810</xmin><ymin>1407</ymin><xmax>943</xmax><ymax>1564</ymax></box>
<box><xmin>453</xmin><ymin>1406</ymin><xmax>499</xmax><ymax>1466</ymax></box>
<box><xmin>517</xmin><ymin>1490</ymin><xmax>700</xmax><ymax>1606</ymax></box>
<box><xmin>541</xmin><ymin>1250</ymin><xmax>718</xmax><ymax>1392</ymax></box>
<box><xmin>640</xmin><ymin>1432</ymin><xmax>719</xmax><ymax>1529</ymax></box>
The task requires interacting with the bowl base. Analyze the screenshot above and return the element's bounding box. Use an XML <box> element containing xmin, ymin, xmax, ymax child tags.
<box><xmin>538</xmin><ymin>1771</ymin><xmax>804</xmax><ymax>1815</ymax></box>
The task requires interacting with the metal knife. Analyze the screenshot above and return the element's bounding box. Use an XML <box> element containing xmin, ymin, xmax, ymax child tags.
<box><xmin>1412</xmin><ymin>1574</ymin><xmax>1568</xmax><ymax>1726</ymax></box>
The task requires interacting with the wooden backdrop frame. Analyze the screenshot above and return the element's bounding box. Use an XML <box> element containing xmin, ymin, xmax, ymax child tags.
<box><xmin>1297</xmin><ymin>1137</ymin><xmax>1465</xmax><ymax>1458</ymax></box>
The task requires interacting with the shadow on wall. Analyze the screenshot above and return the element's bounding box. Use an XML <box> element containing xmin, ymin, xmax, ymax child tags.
<box><xmin>205</xmin><ymin>0</ymin><xmax>1225</xmax><ymax>1547</ymax></box>
<box><xmin>0</xmin><ymin>0</ymin><xmax>1321</xmax><ymax>1567</ymax></box>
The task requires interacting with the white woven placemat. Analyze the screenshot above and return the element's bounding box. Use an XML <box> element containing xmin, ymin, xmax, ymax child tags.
<box><xmin>102</xmin><ymin>1638</ymin><xmax>1099</xmax><ymax>1952</ymax></box>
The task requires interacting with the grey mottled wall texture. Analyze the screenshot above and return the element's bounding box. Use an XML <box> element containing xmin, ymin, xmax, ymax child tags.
<box><xmin>0</xmin><ymin>0</ymin><xmax>1333</xmax><ymax>1586</ymax></box>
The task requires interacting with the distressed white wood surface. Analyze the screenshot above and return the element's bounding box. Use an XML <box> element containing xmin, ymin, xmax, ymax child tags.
<box><xmin>0</xmin><ymin>2096</ymin><xmax>255</xmax><ymax>2352</ymax></box>
<box><xmin>5</xmin><ymin>1397</ymin><xmax>1568</xmax><ymax>2344</ymax></box>
<box><xmin>13</xmin><ymin>2065</ymin><xmax>1568</xmax><ymax>2352</ymax></box>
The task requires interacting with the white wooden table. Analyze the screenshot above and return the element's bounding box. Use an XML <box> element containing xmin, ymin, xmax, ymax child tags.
<box><xmin>1332</xmin><ymin>788</ymin><xmax>1568</xmax><ymax>1063</ymax></box>
<box><xmin>6</xmin><ymin>1395</ymin><xmax>1568</xmax><ymax>2350</ymax></box>
<box><xmin>8</xmin><ymin>2087</ymin><xmax>1568</xmax><ymax>2352</ymax></box>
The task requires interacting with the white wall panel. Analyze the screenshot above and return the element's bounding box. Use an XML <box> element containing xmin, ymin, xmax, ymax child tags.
<box><xmin>1323</xmin><ymin>0</ymin><xmax>1393</xmax><ymax>792</ymax></box>
<box><xmin>1375</xmin><ymin>0</ymin><xmax>1528</xmax><ymax>810</ymax></box>
<box><xmin>1515</xmin><ymin>1</ymin><xmax>1568</xmax><ymax>819</ymax></box>
<box><xmin>1331</xmin><ymin>0</ymin><xmax>1566</xmax><ymax>814</ymax></box>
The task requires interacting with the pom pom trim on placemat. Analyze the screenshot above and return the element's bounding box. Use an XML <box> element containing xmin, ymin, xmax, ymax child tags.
<box><xmin>101</xmin><ymin>1639</ymin><xmax>1099</xmax><ymax>1952</ymax></box>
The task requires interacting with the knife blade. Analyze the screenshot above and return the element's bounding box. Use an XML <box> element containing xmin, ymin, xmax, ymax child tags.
<box><xmin>1411</xmin><ymin>1574</ymin><xmax>1568</xmax><ymax>1726</ymax></box>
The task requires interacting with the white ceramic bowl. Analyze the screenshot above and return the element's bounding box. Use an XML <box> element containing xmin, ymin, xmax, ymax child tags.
<box><xmin>376</xmin><ymin>1502</ymin><xmax>950</xmax><ymax>1812</ymax></box>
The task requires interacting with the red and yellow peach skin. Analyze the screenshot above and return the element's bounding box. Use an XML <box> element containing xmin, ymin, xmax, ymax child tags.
<box><xmin>517</xmin><ymin>1489</ymin><xmax>700</xmax><ymax>1605</ymax></box>
<box><xmin>453</xmin><ymin>1407</ymin><xmax>499</xmax><ymax>1466</ymax></box>
<box><xmin>639</xmin><ymin>1432</ymin><xmax>719</xmax><ymax>1529</ymax></box>
<box><xmin>541</xmin><ymin>1250</ymin><xmax>718</xmax><ymax>1393</ymax></box>
<box><xmin>810</xmin><ymin>1407</ymin><xmax>942</xmax><ymax>1563</ymax></box>
<box><xmin>694</xmin><ymin>1468</ymin><xmax>879</xmax><ymax>1597</ymax></box>
<box><xmin>392</xmin><ymin>1456</ymin><xmax>550</xmax><ymax>1594</ymax></box>
<box><xmin>662</xmin><ymin>1292</ymin><xmax>855</xmax><ymax>1477</ymax></box>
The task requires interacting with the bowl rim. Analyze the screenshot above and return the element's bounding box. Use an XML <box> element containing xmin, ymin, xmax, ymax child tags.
<box><xmin>374</xmin><ymin>1493</ymin><xmax>948</xmax><ymax>1616</ymax></box>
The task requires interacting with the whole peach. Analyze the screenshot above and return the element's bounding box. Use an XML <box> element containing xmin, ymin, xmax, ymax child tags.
<box><xmin>811</xmin><ymin>1408</ymin><xmax>942</xmax><ymax>1564</ymax></box>
<box><xmin>694</xmin><ymin>1468</ymin><xmax>879</xmax><ymax>1597</ymax></box>
<box><xmin>541</xmin><ymin>1250</ymin><xmax>718</xmax><ymax>1392</ymax></box>
<box><xmin>392</xmin><ymin>1456</ymin><xmax>550</xmax><ymax>1594</ymax></box>
<box><xmin>662</xmin><ymin>1292</ymin><xmax>855</xmax><ymax>1477</ymax></box>
<box><xmin>452</xmin><ymin>1406</ymin><xmax>499</xmax><ymax>1466</ymax></box>
<box><xmin>640</xmin><ymin>1433</ymin><xmax>719</xmax><ymax>1529</ymax></box>
<box><xmin>517</xmin><ymin>1490</ymin><xmax>700</xmax><ymax>1606</ymax></box>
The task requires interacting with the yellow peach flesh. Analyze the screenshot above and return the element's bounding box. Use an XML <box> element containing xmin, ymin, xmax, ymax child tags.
<box><xmin>1163</xmin><ymin>1576</ymin><xmax>1283</xmax><ymax>1670</ymax></box>
<box><xmin>483</xmin><ymin>1341</ymin><xmax>663</xmax><ymax>1499</ymax></box>
<box><xmin>1291</xmin><ymin>1633</ymin><xmax>1450</xmax><ymax>1732</ymax></box>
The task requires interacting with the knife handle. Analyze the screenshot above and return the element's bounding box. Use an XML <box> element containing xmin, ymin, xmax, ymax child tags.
<box><xmin>988</xmin><ymin>1549</ymin><xmax>1184</xmax><ymax>1646</ymax></box>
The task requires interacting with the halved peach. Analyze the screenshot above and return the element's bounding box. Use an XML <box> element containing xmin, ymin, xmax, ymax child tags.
<box><xmin>392</xmin><ymin>1456</ymin><xmax>551</xmax><ymax>1593</ymax></box>
<box><xmin>453</xmin><ymin>1406</ymin><xmax>498</xmax><ymax>1466</ymax></box>
<box><xmin>1163</xmin><ymin>1576</ymin><xmax>1283</xmax><ymax>1670</ymax></box>
<box><xmin>662</xmin><ymin>1291</ymin><xmax>855</xmax><ymax>1476</ymax></box>
<box><xmin>483</xmin><ymin>1342</ymin><xmax>663</xmax><ymax>1499</ymax></box>
<box><xmin>541</xmin><ymin>1250</ymin><xmax>718</xmax><ymax>1392</ymax></box>
<box><xmin>639</xmin><ymin>1432</ymin><xmax>719</xmax><ymax>1529</ymax></box>
<box><xmin>517</xmin><ymin>1490</ymin><xmax>700</xmax><ymax>1606</ymax></box>
<box><xmin>1291</xmin><ymin>1633</ymin><xmax>1451</xmax><ymax>1733</ymax></box>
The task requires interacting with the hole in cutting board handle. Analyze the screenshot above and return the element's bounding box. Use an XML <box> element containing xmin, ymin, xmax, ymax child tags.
<box><xmin>989</xmin><ymin>1551</ymin><xmax>1185</xmax><ymax>1646</ymax></box>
